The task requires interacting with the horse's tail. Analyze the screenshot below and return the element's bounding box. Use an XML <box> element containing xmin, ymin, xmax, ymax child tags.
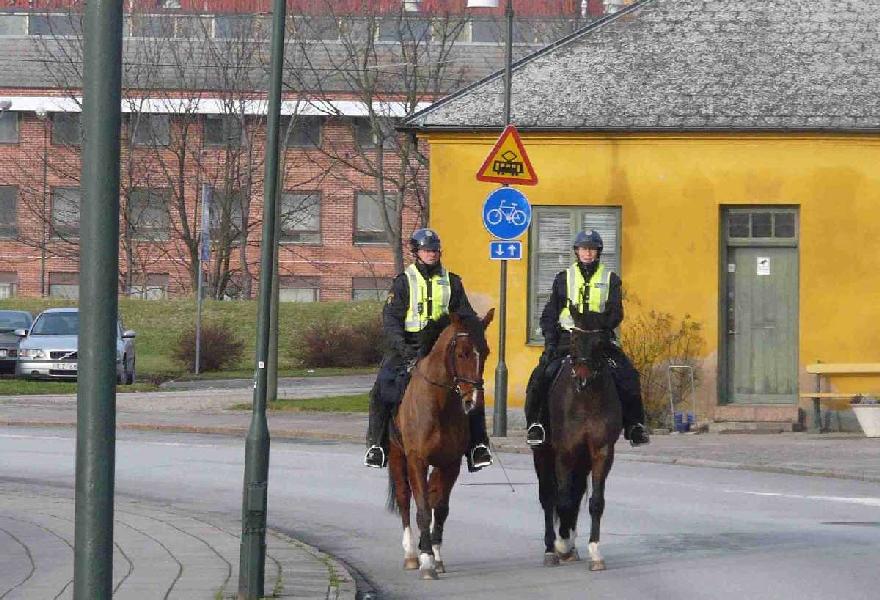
<box><xmin>386</xmin><ymin>466</ymin><xmax>400</xmax><ymax>514</ymax></box>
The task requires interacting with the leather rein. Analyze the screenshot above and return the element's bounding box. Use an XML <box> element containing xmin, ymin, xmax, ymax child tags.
<box><xmin>412</xmin><ymin>331</ymin><xmax>484</xmax><ymax>409</ymax></box>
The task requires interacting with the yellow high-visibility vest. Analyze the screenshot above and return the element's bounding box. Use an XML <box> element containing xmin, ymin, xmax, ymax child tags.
<box><xmin>404</xmin><ymin>264</ymin><xmax>451</xmax><ymax>332</ymax></box>
<box><xmin>558</xmin><ymin>263</ymin><xmax>611</xmax><ymax>330</ymax></box>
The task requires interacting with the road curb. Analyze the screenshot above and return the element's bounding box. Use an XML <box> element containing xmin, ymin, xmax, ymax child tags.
<box><xmin>4</xmin><ymin>418</ymin><xmax>879</xmax><ymax>484</ymax></box>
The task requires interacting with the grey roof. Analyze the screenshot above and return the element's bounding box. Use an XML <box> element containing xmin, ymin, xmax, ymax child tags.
<box><xmin>404</xmin><ymin>0</ymin><xmax>880</xmax><ymax>131</ymax></box>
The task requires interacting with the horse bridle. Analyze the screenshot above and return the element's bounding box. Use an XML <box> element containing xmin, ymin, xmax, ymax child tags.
<box><xmin>569</xmin><ymin>326</ymin><xmax>605</xmax><ymax>392</ymax></box>
<box><xmin>413</xmin><ymin>331</ymin><xmax>484</xmax><ymax>413</ymax></box>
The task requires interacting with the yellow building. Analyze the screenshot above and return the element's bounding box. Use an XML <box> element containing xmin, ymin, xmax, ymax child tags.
<box><xmin>403</xmin><ymin>0</ymin><xmax>880</xmax><ymax>431</ymax></box>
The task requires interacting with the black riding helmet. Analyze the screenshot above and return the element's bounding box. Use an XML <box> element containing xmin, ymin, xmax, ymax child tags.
<box><xmin>573</xmin><ymin>230</ymin><xmax>603</xmax><ymax>258</ymax></box>
<box><xmin>409</xmin><ymin>228</ymin><xmax>442</xmax><ymax>255</ymax></box>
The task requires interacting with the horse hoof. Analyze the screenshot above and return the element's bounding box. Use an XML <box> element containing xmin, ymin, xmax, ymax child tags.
<box><xmin>543</xmin><ymin>553</ymin><xmax>560</xmax><ymax>567</ymax></box>
<box><xmin>590</xmin><ymin>560</ymin><xmax>606</xmax><ymax>572</ymax></box>
<box><xmin>558</xmin><ymin>548</ymin><xmax>580</xmax><ymax>563</ymax></box>
<box><xmin>403</xmin><ymin>558</ymin><xmax>419</xmax><ymax>570</ymax></box>
<box><xmin>420</xmin><ymin>568</ymin><xmax>439</xmax><ymax>580</ymax></box>
<box><xmin>435</xmin><ymin>561</ymin><xmax>446</xmax><ymax>573</ymax></box>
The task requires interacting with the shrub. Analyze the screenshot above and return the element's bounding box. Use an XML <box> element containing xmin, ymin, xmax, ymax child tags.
<box><xmin>620</xmin><ymin>299</ymin><xmax>706</xmax><ymax>429</ymax></box>
<box><xmin>297</xmin><ymin>314</ymin><xmax>385</xmax><ymax>368</ymax></box>
<box><xmin>173</xmin><ymin>321</ymin><xmax>246</xmax><ymax>373</ymax></box>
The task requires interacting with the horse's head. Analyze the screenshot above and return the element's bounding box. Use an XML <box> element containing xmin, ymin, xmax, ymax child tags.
<box><xmin>446</xmin><ymin>309</ymin><xmax>494</xmax><ymax>414</ymax></box>
<box><xmin>568</xmin><ymin>302</ymin><xmax>613</xmax><ymax>393</ymax></box>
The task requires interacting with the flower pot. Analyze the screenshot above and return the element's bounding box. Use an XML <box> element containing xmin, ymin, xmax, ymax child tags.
<box><xmin>852</xmin><ymin>404</ymin><xmax>880</xmax><ymax>437</ymax></box>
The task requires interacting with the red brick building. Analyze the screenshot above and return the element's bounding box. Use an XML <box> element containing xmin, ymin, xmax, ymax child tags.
<box><xmin>0</xmin><ymin>1</ymin><xmax>609</xmax><ymax>301</ymax></box>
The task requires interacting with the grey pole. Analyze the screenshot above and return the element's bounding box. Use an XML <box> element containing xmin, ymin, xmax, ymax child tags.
<box><xmin>195</xmin><ymin>183</ymin><xmax>211</xmax><ymax>375</ymax></box>
<box><xmin>492</xmin><ymin>0</ymin><xmax>514</xmax><ymax>437</ymax></box>
<box><xmin>238</xmin><ymin>0</ymin><xmax>286</xmax><ymax>595</ymax></box>
<box><xmin>267</xmin><ymin>172</ymin><xmax>282</xmax><ymax>405</ymax></box>
<box><xmin>73</xmin><ymin>0</ymin><xmax>123</xmax><ymax>598</ymax></box>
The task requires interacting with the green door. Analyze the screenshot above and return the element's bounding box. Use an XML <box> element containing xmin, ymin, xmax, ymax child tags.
<box><xmin>726</xmin><ymin>245</ymin><xmax>798</xmax><ymax>404</ymax></box>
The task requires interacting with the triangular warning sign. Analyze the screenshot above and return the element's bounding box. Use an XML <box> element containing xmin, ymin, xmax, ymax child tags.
<box><xmin>476</xmin><ymin>124</ymin><xmax>538</xmax><ymax>186</ymax></box>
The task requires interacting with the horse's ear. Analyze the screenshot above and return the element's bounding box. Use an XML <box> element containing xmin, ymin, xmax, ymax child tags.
<box><xmin>481</xmin><ymin>308</ymin><xmax>495</xmax><ymax>329</ymax></box>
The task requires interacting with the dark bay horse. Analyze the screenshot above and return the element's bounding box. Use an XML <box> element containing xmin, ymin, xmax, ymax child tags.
<box><xmin>386</xmin><ymin>309</ymin><xmax>494</xmax><ymax>580</ymax></box>
<box><xmin>532</xmin><ymin>302</ymin><xmax>622</xmax><ymax>571</ymax></box>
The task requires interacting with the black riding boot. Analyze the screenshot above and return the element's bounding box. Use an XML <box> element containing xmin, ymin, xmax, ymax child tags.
<box><xmin>524</xmin><ymin>362</ymin><xmax>549</xmax><ymax>446</ymax></box>
<box><xmin>364</xmin><ymin>383</ymin><xmax>392</xmax><ymax>468</ymax></box>
<box><xmin>466</xmin><ymin>408</ymin><xmax>492</xmax><ymax>472</ymax></box>
<box><xmin>609</xmin><ymin>352</ymin><xmax>650</xmax><ymax>446</ymax></box>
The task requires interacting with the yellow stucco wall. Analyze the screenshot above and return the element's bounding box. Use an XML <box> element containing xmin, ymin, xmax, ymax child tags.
<box><xmin>425</xmin><ymin>132</ymin><xmax>880</xmax><ymax>410</ymax></box>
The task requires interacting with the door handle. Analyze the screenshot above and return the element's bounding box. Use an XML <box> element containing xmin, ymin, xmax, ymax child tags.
<box><xmin>728</xmin><ymin>330</ymin><xmax>737</xmax><ymax>334</ymax></box>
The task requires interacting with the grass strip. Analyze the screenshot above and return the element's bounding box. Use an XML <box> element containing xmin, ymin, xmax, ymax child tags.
<box><xmin>232</xmin><ymin>393</ymin><xmax>369</xmax><ymax>413</ymax></box>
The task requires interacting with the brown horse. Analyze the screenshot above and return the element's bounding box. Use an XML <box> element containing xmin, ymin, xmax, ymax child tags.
<box><xmin>386</xmin><ymin>309</ymin><xmax>494</xmax><ymax>580</ymax></box>
<box><xmin>532</xmin><ymin>302</ymin><xmax>622</xmax><ymax>571</ymax></box>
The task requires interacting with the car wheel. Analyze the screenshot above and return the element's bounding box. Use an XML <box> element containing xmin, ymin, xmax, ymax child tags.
<box><xmin>125</xmin><ymin>358</ymin><xmax>135</xmax><ymax>385</ymax></box>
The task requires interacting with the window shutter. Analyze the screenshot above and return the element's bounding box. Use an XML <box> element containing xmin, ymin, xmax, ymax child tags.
<box><xmin>529</xmin><ymin>206</ymin><xmax>621</xmax><ymax>343</ymax></box>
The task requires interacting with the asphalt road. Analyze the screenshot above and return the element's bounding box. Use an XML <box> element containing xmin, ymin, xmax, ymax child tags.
<box><xmin>2</xmin><ymin>428</ymin><xmax>878</xmax><ymax>600</ymax></box>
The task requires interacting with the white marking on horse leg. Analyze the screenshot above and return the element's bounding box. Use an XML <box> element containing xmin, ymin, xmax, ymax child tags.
<box><xmin>554</xmin><ymin>536</ymin><xmax>572</xmax><ymax>555</ymax></box>
<box><xmin>419</xmin><ymin>552</ymin><xmax>435</xmax><ymax>570</ymax></box>
<box><xmin>430</xmin><ymin>511</ymin><xmax>436</xmax><ymax>534</ymax></box>
<box><xmin>402</xmin><ymin>526</ymin><xmax>417</xmax><ymax>558</ymax></box>
<box><xmin>588</xmin><ymin>542</ymin><xmax>603</xmax><ymax>563</ymax></box>
<box><xmin>432</xmin><ymin>544</ymin><xmax>443</xmax><ymax>564</ymax></box>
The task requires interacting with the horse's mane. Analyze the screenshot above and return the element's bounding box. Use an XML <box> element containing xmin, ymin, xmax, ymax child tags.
<box><xmin>419</xmin><ymin>312</ymin><xmax>488</xmax><ymax>357</ymax></box>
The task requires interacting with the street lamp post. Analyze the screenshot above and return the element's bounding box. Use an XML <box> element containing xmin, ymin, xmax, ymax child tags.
<box><xmin>238</xmin><ymin>0</ymin><xmax>287</xmax><ymax>596</ymax></box>
<box><xmin>468</xmin><ymin>0</ymin><xmax>514</xmax><ymax>436</ymax></box>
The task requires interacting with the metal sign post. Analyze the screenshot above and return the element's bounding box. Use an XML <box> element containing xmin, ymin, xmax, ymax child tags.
<box><xmin>482</xmin><ymin>187</ymin><xmax>531</xmax><ymax>437</ymax></box>
<box><xmin>195</xmin><ymin>184</ymin><xmax>211</xmax><ymax>375</ymax></box>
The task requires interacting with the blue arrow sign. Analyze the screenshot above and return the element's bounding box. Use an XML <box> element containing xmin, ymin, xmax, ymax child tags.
<box><xmin>482</xmin><ymin>187</ymin><xmax>531</xmax><ymax>240</ymax></box>
<box><xmin>489</xmin><ymin>240</ymin><xmax>522</xmax><ymax>261</ymax></box>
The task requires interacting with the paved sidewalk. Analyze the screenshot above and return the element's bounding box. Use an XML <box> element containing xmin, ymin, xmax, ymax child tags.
<box><xmin>1</xmin><ymin>392</ymin><xmax>879</xmax><ymax>482</ymax></box>
<box><xmin>0</xmin><ymin>481</ymin><xmax>355</xmax><ymax>600</ymax></box>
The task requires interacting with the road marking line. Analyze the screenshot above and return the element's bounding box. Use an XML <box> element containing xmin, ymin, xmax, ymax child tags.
<box><xmin>729</xmin><ymin>490</ymin><xmax>880</xmax><ymax>507</ymax></box>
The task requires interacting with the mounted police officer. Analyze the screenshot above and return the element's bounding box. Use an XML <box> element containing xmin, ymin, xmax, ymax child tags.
<box><xmin>524</xmin><ymin>229</ymin><xmax>650</xmax><ymax>447</ymax></box>
<box><xmin>364</xmin><ymin>228</ymin><xmax>493</xmax><ymax>471</ymax></box>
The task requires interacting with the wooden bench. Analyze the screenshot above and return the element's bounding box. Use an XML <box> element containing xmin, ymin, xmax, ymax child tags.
<box><xmin>801</xmin><ymin>363</ymin><xmax>880</xmax><ymax>432</ymax></box>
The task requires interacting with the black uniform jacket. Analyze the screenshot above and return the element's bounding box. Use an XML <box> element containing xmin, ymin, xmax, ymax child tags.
<box><xmin>539</xmin><ymin>263</ymin><xmax>623</xmax><ymax>350</ymax></box>
<box><xmin>382</xmin><ymin>264</ymin><xmax>477</xmax><ymax>358</ymax></box>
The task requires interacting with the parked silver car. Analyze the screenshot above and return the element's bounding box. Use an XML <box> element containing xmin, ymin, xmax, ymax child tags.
<box><xmin>0</xmin><ymin>310</ymin><xmax>33</xmax><ymax>376</ymax></box>
<box><xmin>16</xmin><ymin>308</ymin><xmax>137</xmax><ymax>384</ymax></box>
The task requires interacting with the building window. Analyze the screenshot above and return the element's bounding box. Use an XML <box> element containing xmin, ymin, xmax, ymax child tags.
<box><xmin>49</xmin><ymin>272</ymin><xmax>80</xmax><ymax>299</ymax></box>
<box><xmin>279</xmin><ymin>276</ymin><xmax>319</xmax><ymax>302</ymax></box>
<box><xmin>352</xmin><ymin>277</ymin><xmax>392</xmax><ymax>301</ymax></box>
<box><xmin>51</xmin><ymin>113</ymin><xmax>81</xmax><ymax>146</ymax></box>
<box><xmin>727</xmin><ymin>209</ymin><xmax>798</xmax><ymax>241</ymax></box>
<box><xmin>0</xmin><ymin>272</ymin><xmax>17</xmax><ymax>299</ymax></box>
<box><xmin>128</xmin><ymin>188</ymin><xmax>170</xmax><ymax>240</ymax></box>
<box><xmin>204</xmin><ymin>114</ymin><xmax>243</xmax><ymax>147</ymax></box>
<box><xmin>292</xmin><ymin>16</ymin><xmax>340</xmax><ymax>41</ymax></box>
<box><xmin>130</xmin><ymin>14</ymin><xmax>175</xmax><ymax>38</ymax></box>
<box><xmin>29</xmin><ymin>14</ymin><xmax>82</xmax><ymax>37</ymax></box>
<box><xmin>0</xmin><ymin>110</ymin><xmax>19</xmax><ymax>143</ymax></box>
<box><xmin>355</xmin><ymin>192</ymin><xmax>393</xmax><ymax>244</ymax></box>
<box><xmin>175</xmin><ymin>15</ymin><xmax>210</xmax><ymax>38</ymax></box>
<box><xmin>0</xmin><ymin>186</ymin><xmax>17</xmax><ymax>239</ymax></box>
<box><xmin>130</xmin><ymin>114</ymin><xmax>171</xmax><ymax>146</ymax></box>
<box><xmin>470</xmin><ymin>19</ymin><xmax>503</xmax><ymax>43</ymax></box>
<box><xmin>51</xmin><ymin>187</ymin><xmax>81</xmax><ymax>238</ymax></box>
<box><xmin>0</xmin><ymin>15</ymin><xmax>27</xmax><ymax>36</ymax></box>
<box><xmin>215</xmin><ymin>15</ymin><xmax>267</xmax><ymax>39</ymax></box>
<box><xmin>528</xmin><ymin>206</ymin><xmax>621</xmax><ymax>344</ymax></box>
<box><xmin>352</xmin><ymin>117</ymin><xmax>395</xmax><ymax>149</ymax></box>
<box><xmin>209</xmin><ymin>187</ymin><xmax>245</xmax><ymax>243</ymax></box>
<box><xmin>128</xmin><ymin>273</ymin><xmax>169</xmax><ymax>299</ymax></box>
<box><xmin>280</xmin><ymin>191</ymin><xmax>321</xmax><ymax>244</ymax></box>
<box><xmin>281</xmin><ymin>116</ymin><xmax>322</xmax><ymax>148</ymax></box>
<box><xmin>378</xmin><ymin>17</ymin><xmax>432</xmax><ymax>42</ymax></box>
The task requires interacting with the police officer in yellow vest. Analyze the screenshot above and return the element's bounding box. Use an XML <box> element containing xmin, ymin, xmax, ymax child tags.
<box><xmin>524</xmin><ymin>229</ymin><xmax>650</xmax><ymax>446</ymax></box>
<box><xmin>364</xmin><ymin>228</ymin><xmax>493</xmax><ymax>471</ymax></box>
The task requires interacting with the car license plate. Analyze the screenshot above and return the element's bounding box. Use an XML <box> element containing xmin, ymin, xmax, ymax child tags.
<box><xmin>53</xmin><ymin>362</ymin><xmax>77</xmax><ymax>371</ymax></box>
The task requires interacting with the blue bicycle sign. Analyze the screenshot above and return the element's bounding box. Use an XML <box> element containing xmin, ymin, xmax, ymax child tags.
<box><xmin>482</xmin><ymin>187</ymin><xmax>531</xmax><ymax>240</ymax></box>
